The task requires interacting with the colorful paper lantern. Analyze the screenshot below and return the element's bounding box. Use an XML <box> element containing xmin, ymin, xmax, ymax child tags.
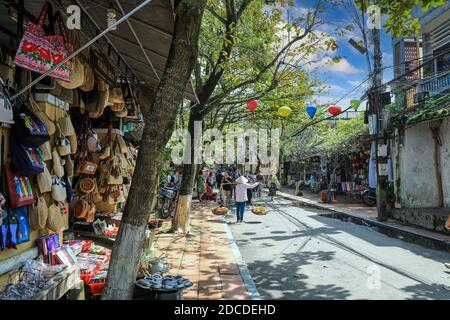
<box><xmin>306</xmin><ymin>105</ymin><xmax>317</xmax><ymax>119</ymax></box>
<box><xmin>327</xmin><ymin>105</ymin><xmax>342</xmax><ymax>116</ymax></box>
<box><xmin>246</xmin><ymin>100</ymin><xmax>258</xmax><ymax>112</ymax></box>
<box><xmin>351</xmin><ymin>99</ymin><xmax>361</xmax><ymax>111</ymax></box>
<box><xmin>278</xmin><ymin>106</ymin><xmax>292</xmax><ymax>117</ymax></box>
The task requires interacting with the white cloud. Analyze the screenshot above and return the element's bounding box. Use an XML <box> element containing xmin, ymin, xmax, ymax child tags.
<box><xmin>308</xmin><ymin>57</ymin><xmax>363</xmax><ymax>75</ymax></box>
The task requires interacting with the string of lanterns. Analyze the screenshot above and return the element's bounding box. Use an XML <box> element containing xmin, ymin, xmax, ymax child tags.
<box><xmin>246</xmin><ymin>99</ymin><xmax>361</xmax><ymax>119</ymax></box>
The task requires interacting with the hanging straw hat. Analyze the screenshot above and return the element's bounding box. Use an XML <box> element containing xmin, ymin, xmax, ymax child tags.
<box><xmin>235</xmin><ymin>176</ymin><xmax>249</xmax><ymax>184</ymax></box>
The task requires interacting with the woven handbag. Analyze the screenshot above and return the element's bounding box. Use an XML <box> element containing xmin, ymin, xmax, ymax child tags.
<box><xmin>47</xmin><ymin>203</ymin><xmax>62</xmax><ymax>232</ymax></box>
<box><xmin>52</xmin><ymin>148</ymin><xmax>65</xmax><ymax>178</ymax></box>
<box><xmin>51</xmin><ymin>176</ymin><xmax>67</xmax><ymax>202</ymax></box>
<box><xmin>37</xmin><ymin>165</ymin><xmax>52</xmax><ymax>193</ymax></box>
<box><xmin>40</xmin><ymin>141</ymin><xmax>52</xmax><ymax>161</ymax></box>
<box><xmin>37</xmin><ymin>196</ymin><xmax>48</xmax><ymax>229</ymax></box>
<box><xmin>14</xmin><ymin>2</ymin><xmax>73</xmax><ymax>82</ymax></box>
<box><xmin>58</xmin><ymin>109</ymin><xmax>75</xmax><ymax>136</ymax></box>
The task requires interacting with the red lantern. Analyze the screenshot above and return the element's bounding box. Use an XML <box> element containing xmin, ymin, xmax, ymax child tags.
<box><xmin>328</xmin><ymin>105</ymin><xmax>342</xmax><ymax>116</ymax></box>
<box><xmin>246</xmin><ymin>100</ymin><xmax>258</xmax><ymax>112</ymax></box>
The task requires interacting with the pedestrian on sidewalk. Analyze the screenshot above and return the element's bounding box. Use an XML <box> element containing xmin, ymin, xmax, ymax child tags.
<box><xmin>268</xmin><ymin>174</ymin><xmax>280</xmax><ymax>201</ymax></box>
<box><xmin>196</xmin><ymin>170</ymin><xmax>206</xmax><ymax>202</ymax></box>
<box><xmin>255</xmin><ymin>171</ymin><xmax>264</xmax><ymax>198</ymax></box>
<box><xmin>234</xmin><ymin>176</ymin><xmax>259</xmax><ymax>224</ymax></box>
<box><xmin>222</xmin><ymin>172</ymin><xmax>234</xmax><ymax>207</ymax></box>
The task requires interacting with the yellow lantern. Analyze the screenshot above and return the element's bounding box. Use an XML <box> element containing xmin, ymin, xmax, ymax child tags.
<box><xmin>278</xmin><ymin>106</ymin><xmax>292</xmax><ymax>117</ymax></box>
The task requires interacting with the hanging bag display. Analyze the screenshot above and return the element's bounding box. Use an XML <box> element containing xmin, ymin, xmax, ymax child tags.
<box><xmin>14</xmin><ymin>206</ymin><xmax>30</xmax><ymax>244</ymax></box>
<box><xmin>29</xmin><ymin>96</ymin><xmax>55</xmax><ymax>136</ymax></box>
<box><xmin>47</xmin><ymin>202</ymin><xmax>62</xmax><ymax>232</ymax></box>
<box><xmin>52</xmin><ymin>148</ymin><xmax>64</xmax><ymax>178</ymax></box>
<box><xmin>58</xmin><ymin>109</ymin><xmax>75</xmax><ymax>137</ymax></box>
<box><xmin>4</xmin><ymin>160</ymin><xmax>35</xmax><ymax>208</ymax></box>
<box><xmin>37</xmin><ymin>164</ymin><xmax>52</xmax><ymax>193</ymax></box>
<box><xmin>13</xmin><ymin>1</ymin><xmax>73</xmax><ymax>82</ymax></box>
<box><xmin>56</xmin><ymin>133</ymin><xmax>71</xmax><ymax>156</ymax></box>
<box><xmin>37</xmin><ymin>196</ymin><xmax>48</xmax><ymax>229</ymax></box>
<box><xmin>64</xmin><ymin>155</ymin><xmax>74</xmax><ymax>178</ymax></box>
<box><xmin>10</xmin><ymin>132</ymin><xmax>45</xmax><ymax>176</ymax></box>
<box><xmin>12</xmin><ymin>100</ymin><xmax>50</xmax><ymax>147</ymax></box>
<box><xmin>40</xmin><ymin>141</ymin><xmax>52</xmax><ymax>161</ymax></box>
<box><xmin>51</xmin><ymin>175</ymin><xmax>66</xmax><ymax>202</ymax></box>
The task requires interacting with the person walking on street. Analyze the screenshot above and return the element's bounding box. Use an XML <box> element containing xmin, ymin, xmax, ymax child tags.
<box><xmin>222</xmin><ymin>172</ymin><xmax>233</xmax><ymax>207</ymax></box>
<box><xmin>196</xmin><ymin>170</ymin><xmax>206</xmax><ymax>202</ymax></box>
<box><xmin>268</xmin><ymin>173</ymin><xmax>280</xmax><ymax>201</ymax></box>
<box><xmin>234</xmin><ymin>175</ymin><xmax>259</xmax><ymax>224</ymax></box>
<box><xmin>255</xmin><ymin>171</ymin><xmax>264</xmax><ymax>198</ymax></box>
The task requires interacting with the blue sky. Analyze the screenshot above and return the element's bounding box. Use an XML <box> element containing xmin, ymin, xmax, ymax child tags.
<box><xmin>281</xmin><ymin>0</ymin><xmax>395</xmax><ymax>111</ymax></box>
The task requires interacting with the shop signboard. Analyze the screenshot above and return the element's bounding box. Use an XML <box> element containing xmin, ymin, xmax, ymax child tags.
<box><xmin>91</xmin><ymin>50</ymin><xmax>117</xmax><ymax>87</ymax></box>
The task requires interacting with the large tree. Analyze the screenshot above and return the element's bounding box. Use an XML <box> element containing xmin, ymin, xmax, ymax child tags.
<box><xmin>102</xmin><ymin>0</ymin><xmax>207</xmax><ymax>300</ymax></box>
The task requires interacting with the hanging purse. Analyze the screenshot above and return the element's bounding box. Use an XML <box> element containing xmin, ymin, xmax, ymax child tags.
<box><xmin>12</xmin><ymin>101</ymin><xmax>50</xmax><ymax>147</ymax></box>
<box><xmin>29</xmin><ymin>96</ymin><xmax>56</xmax><ymax>136</ymax></box>
<box><xmin>10</xmin><ymin>132</ymin><xmax>45</xmax><ymax>176</ymax></box>
<box><xmin>58</xmin><ymin>109</ymin><xmax>75</xmax><ymax>136</ymax></box>
<box><xmin>51</xmin><ymin>175</ymin><xmax>66</xmax><ymax>202</ymax></box>
<box><xmin>76</xmin><ymin>160</ymin><xmax>97</xmax><ymax>176</ymax></box>
<box><xmin>47</xmin><ymin>203</ymin><xmax>62</xmax><ymax>232</ymax></box>
<box><xmin>37</xmin><ymin>196</ymin><xmax>48</xmax><ymax>229</ymax></box>
<box><xmin>56</xmin><ymin>133</ymin><xmax>71</xmax><ymax>156</ymax></box>
<box><xmin>14</xmin><ymin>206</ymin><xmax>30</xmax><ymax>244</ymax></box>
<box><xmin>4</xmin><ymin>159</ymin><xmax>35</xmax><ymax>208</ymax></box>
<box><xmin>40</xmin><ymin>141</ymin><xmax>52</xmax><ymax>161</ymax></box>
<box><xmin>116</xmin><ymin>134</ymin><xmax>128</xmax><ymax>154</ymax></box>
<box><xmin>52</xmin><ymin>148</ymin><xmax>65</xmax><ymax>178</ymax></box>
<box><xmin>14</xmin><ymin>1</ymin><xmax>73</xmax><ymax>82</ymax></box>
<box><xmin>37</xmin><ymin>165</ymin><xmax>52</xmax><ymax>193</ymax></box>
<box><xmin>64</xmin><ymin>155</ymin><xmax>74</xmax><ymax>178</ymax></box>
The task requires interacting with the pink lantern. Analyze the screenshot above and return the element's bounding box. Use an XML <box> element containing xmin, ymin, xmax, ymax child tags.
<box><xmin>328</xmin><ymin>105</ymin><xmax>342</xmax><ymax>116</ymax></box>
<box><xmin>246</xmin><ymin>100</ymin><xmax>258</xmax><ymax>112</ymax></box>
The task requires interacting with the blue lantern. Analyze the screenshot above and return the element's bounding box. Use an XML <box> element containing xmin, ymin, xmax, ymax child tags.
<box><xmin>306</xmin><ymin>105</ymin><xmax>317</xmax><ymax>119</ymax></box>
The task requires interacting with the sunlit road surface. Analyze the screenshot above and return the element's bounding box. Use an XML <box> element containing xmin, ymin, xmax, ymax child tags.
<box><xmin>226</xmin><ymin>197</ymin><xmax>450</xmax><ymax>300</ymax></box>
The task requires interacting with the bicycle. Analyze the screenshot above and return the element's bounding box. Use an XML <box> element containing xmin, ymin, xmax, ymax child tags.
<box><xmin>158</xmin><ymin>186</ymin><xmax>179</xmax><ymax>219</ymax></box>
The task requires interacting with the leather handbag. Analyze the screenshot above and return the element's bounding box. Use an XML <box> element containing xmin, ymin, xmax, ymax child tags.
<box><xmin>51</xmin><ymin>176</ymin><xmax>67</xmax><ymax>202</ymax></box>
<box><xmin>76</xmin><ymin>161</ymin><xmax>97</xmax><ymax>175</ymax></box>
<box><xmin>14</xmin><ymin>2</ymin><xmax>73</xmax><ymax>82</ymax></box>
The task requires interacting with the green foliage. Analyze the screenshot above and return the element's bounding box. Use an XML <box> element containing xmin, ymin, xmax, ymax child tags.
<box><xmin>356</xmin><ymin>0</ymin><xmax>447</xmax><ymax>37</ymax></box>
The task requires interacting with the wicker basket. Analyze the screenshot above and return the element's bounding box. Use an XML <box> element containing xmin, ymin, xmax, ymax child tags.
<box><xmin>212</xmin><ymin>207</ymin><xmax>228</xmax><ymax>215</ymax></box>
<box><xmin>252</xmin><ymin>207</ymin><xmax>266</xmax><ymax>215</ymax></box>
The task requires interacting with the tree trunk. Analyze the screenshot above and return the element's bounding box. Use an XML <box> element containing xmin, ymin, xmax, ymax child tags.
<box><xmin>102</xmin><ymin>0</ymin><xmax>206</xmax><ymax>300</ymax></box>
<box><xmin>170</xmin><ymin>108</ymin><xmax>202</xmax><ymax>233</ymax></box>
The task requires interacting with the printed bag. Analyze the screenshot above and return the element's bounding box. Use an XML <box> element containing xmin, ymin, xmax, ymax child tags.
<box><xmin>4</xmin><ymin>160</ymin><xmax>35</xmax><ymax>208</ymax></box>
<box><xmin>13</xmin><ymin>2</ymin><xmax>73</xmax><ymax>82</ymax></box>
<box><xmin>12</xmin><ymin>104</ymin><xmax>50</xmax><ymax>147</ymax></box>
<box><xmin>11</xmin><ymin>132</ymin><xmax>45</xmax><ymax>176</ymax></box>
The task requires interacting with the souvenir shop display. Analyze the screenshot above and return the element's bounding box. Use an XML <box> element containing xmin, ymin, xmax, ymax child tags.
<box><xmin>0</xmin><ymin>0</ymin><xmax>144</xmax><ymax>300</ymax></box>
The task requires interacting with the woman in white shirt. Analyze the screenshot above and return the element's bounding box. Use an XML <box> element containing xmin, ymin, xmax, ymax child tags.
<box><xmin>234</xmin><ymin>176</ymin><xmax>259</xmax><ymax>223</ymax></box>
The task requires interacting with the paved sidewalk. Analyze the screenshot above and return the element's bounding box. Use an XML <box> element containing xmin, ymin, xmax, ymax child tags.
<box><xmin>278</xmin><ymin>188</ymin><xmax>450</xmax><ymax>250</ymax></box>
<box><xmin>153</xmin><ymin>202</ymin><xmax>253</xmax><ymax>300</ymax></box>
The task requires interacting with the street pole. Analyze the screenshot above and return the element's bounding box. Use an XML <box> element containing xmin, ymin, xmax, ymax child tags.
<box><xmin>372</xmin><ymin>27</ymin><xmax>389</xmax><ymax>221</ymax></box>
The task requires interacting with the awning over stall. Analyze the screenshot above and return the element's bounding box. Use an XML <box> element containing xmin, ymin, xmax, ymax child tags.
<box><xmin>0</xmin><ymin>0</ymin><xmax>199</xmax><ymax>103</ymax></box>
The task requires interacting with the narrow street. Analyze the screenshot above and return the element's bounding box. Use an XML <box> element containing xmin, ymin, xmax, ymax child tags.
<box><xmin>227</xmin><ymin>196</ymin><xmax>450</xmax><ymax>300</ymax></box>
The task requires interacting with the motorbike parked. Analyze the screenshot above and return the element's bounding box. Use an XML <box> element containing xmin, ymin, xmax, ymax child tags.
<box><xmin>362</xmin><ymin>187</ymin><xmax>377</xmax><ymax>207</ymax></box>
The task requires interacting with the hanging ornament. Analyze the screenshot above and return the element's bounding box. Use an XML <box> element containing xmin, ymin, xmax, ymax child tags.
<box><xmin>306</xmin><ymin>105</ymin><xmax>317</xmax><ymax>119</ymax></box>
<box><xmin>107</xmin><ymin>3</ymin><xmax>118</xmax><ymax>31</ymax></box>
<box><xmin>327</xmin><ymin>105</ymin><xmax>342</xmax><ymax>116</ymax></box>
<box><xmin>278</xmin><ymin>106</ymin><xmax>292</xmax><ymax>117</ymax></box>
<box><xmin>246</xmin><ymin>100</ymin><xmax>258</xmax><ymax>112</ymax></box>
<box><xmin>351</xmin><ymin>99</ymin><xmax>361</xmax><ymax>111</ymax></box>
